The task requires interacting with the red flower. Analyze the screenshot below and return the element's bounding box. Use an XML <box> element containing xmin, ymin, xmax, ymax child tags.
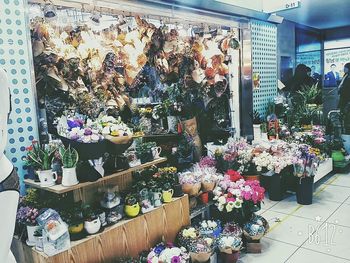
<box><xmin>26</xmin><ymin>145</ymin><xmax>33</xmax><ymax>151</ymax></box>
<box><xmin>226</xmin><ymin>169</ymin><xmax>242</xmax><ymax>182</ymax></box>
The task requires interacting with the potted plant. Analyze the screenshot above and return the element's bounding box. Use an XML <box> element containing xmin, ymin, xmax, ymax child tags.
<box><xmin>60</xmin><ymin>201</ymin><xmax>84</xmax><ymax>239</ymax></box>
<box><xmin>82</xmin><ymin>205</ymin><xmax>101</xmax><ymax>235</ymax></box>
<box><xmin>16</xmin><ymin>206</ymin><xmax>40</xmax><ymax>246</ymax></box>
<box><xmin>59</xmin><ymin>145</ymin><xmax>79</xmax><ymax>186</ymax></box>
<box><xmin>24</xmin><ymin>141</ymin><xmax>58</xmax><ymax>187</ymax></box>
<box><xmin>124</xmin><ymin>193</ymin><xmax>140</xmax><ymax>218</ymax></box>
<box><xmin>177</xmin><ymin>133</ymin><xmax>195</xmax><ymax>164</ymax></box>
<box><xmin>136</xmin><ymin>142</ymin><xmax>156</xmax><ymax>164</ymax></box>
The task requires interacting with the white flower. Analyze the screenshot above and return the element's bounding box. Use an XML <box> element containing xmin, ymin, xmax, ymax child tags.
<box><xmin>201</xmin><ymin>222</ymin><xmax>208</xmax><ymax>228</ymax></box>
<box><xmin>207</xmin><ymin>221</ymin><xmax>217</xmax><ymax>228</ymax></box>
<box><xmin>102</xmin><ymin>126</ymin><xmax>110</xmax><ymax>135</ymax></box>
<box><xmin>257</xmin><ymin>166</ymin><xmax>262</xmax><ymax>172</ymax></box>
<box><xmin>218</xmin><ymin>203</ymin><xmax>224</xmax><ymax>211</ymax></box>
<box><xmin>218</xmin><ymin>196</ymin><xmax>226</xmax><ymax>204</ymax></box>
<box><xmin>226</xmin><ymin>201</ymin><xmax>235</xmax><ymax>212</ymax></box>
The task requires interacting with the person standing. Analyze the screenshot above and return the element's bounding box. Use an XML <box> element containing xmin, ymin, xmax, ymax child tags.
<box><xmin>338</xmin><ymin>63</ymin><xmax>350</xmax><ymax>133</ymax></box>
<box><xmin>325</xmin><ymin>64</ymin><xmax>340</xmax><ymax>87</ymax></box>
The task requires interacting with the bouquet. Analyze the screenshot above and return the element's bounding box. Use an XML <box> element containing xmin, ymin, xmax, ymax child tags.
<box><xmin>197</xmin><ymin>220</ymin><xmax>221</xmax><ymax>238</ymax></box>
<box><xmin>16</xmin><ymin>206</ymin><xmax>39</xmax><ymax>226</ymax></box>
<box><xmin>188</xmin><ymin>237</ymin><xmax>214</xmax><ymax>263</ymax></box>
<box><xmin>177</xmin><ymin>227</ymin><xmax>200</xmax><ymax>248</ymax></box>
<box><xmin>147</xmin><ymin>243</ymin><xmax>189</xmax><ymax>263</ymax></box>
<box><xmin>179</xmin><ymin>172</ymin><xmax>201</xmax><ymax>196</ymax></box>
<box><xmin>292</xmin><ymin>144</ymin><xmax>320</xmax><ymax>178</ymax></box>
<box><xmin>243</xmin><ymin>214</ymin><xmax>269</xmax><ymax>241</ymax></box>
<box><xmin>216</xmin><ymin>234</ymin><xmax>242</xmax><ymax>254</ymax></box>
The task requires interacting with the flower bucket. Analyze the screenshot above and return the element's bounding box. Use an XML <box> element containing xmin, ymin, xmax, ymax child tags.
<box><xmin>62</xmin><ymin>167</ymin><xmax>79</xmax><ymax>187</ymax></box>
<box><xmin>220</xmin><ymin>251</ymin><xmax>240</xmax><ymax>263</ymax></box>
<box><xmin>26</xmin><ymin>225</ymin><xmax>39</xmax><ymax>246</ymax></box>
<box><xmin>182</xmin><ymin>182</ymin><xmax>201</xmax><ymax>196</ymax></box>
<box><xmin>190</xmin><ymin>252</ymin><xmax>212</xmax><ymax>263</ymax></box>
<box><xmin>268</xmin><ymin>174</ymin><xmax>285</xmax><ymax>201</ymax></box>
<box><xmin>296</xmin><ymin>177</ymin><xmax>314</xmax><ymax>205</ymax></box>
<box><xmin>201</xmin><ymin>181</ymin><xmax>216</xmax><ymax>192</ymax></box>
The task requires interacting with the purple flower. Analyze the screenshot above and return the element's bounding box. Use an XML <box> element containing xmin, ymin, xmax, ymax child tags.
<box><xmin>154</xmin><ymin>244</ymin><xmax>166</xmax><ymax>255</ymax></box>
<box><xmin>67</xmin><ymin>120</ymin><xmax>82</xmax><ymax>130</ymax></box>
<box><xmin>171</xmin><ymin>256</ymin><xmax>181</xmax><ymax>263</ymax></box>
<box><xmin>84</xmin><ymin>128</ymin><xmax>92</xmax><ymax>136</ymax></box>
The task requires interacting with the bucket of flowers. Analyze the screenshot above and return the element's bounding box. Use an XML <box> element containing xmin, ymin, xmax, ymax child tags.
<box><xmin>188</xmin><ymin>237</ymin><xmax>214</xmax><ymax>263</ymax></box>
<box><xmin>179</xmin><ymin>172</ymin><xmax>201</xmax><ymax>197</ymax></box>
<box><xmin>217</xmin><ymin>234</ymin><xmax>242</xmax><ymax>263</ymax></box>
<box><xmin>213</xmin><ymin>171</ymin><xmax>265</xmax><ymax>226</ymax></box>
<box><xmin>293</xmin><ymin>144</ymin><xmax>320</xmax><ymax>205</ymax></box>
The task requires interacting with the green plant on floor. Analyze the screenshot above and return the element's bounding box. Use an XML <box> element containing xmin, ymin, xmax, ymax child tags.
<box><xmin>59</xmin><ymin>145</ymin><xmax>79</xmax><ymax>168</ymax></box>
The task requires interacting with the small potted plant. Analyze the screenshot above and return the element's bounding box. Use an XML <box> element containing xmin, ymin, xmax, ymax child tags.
<box><xmin>124</xmin><ymin>193</ymin><xmax>140</xmax><ymax>218</ymax></box>
<box><xmin>59</xmin><ymin>145</ymin><xmax>79</xmax><ymax>186</ymax></box>
<box><xmin>136</xmin><ymin>142</ymin><xmax>156</xmax><ymax>164</ymax></box>
<box><xmin>16</xmin><ymin>206</ymin><xmax>40</xmax><ymax>246</ymax></box>
<box><xmin>82</xmin><ymin>205</ymin><xmax>101</xmax><ymax>235</ymax></box>
<box><xmin>24</xmin><ymin>141</ymin><xmax>58</xmax><ymax>187</ymax></box>
<box><xmin>252</xmin><ymin>110</ymin><xmax>263</xmax><ymax>141</ymax></box>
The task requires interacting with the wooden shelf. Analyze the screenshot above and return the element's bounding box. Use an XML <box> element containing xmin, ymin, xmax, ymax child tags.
<box><xmin>24</xmin><ymin>157</ymin><xmax>167</xmax><ymax>195</ymax></box>
<box><xmin>12</xmin><ymin>196</ymin><xmax>190</xmax><ymax>263</ymax></box>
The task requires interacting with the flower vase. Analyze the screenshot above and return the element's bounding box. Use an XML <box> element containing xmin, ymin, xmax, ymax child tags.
<box><xmin>268</xmin><ymin>173</ymin><xmax>285</xmax><ymax>201</ymax></box>
<box><xmin>253</xmin><ymin>124</ymin><xmax>262</xmax><ymax>141</ymax></box>
<box><xmin>61</xmin><ymin>167</ymin><xmax>79</xmax><ymax>187</ymax></box>
<box><xmin>26</xmin><ymin>225</ymin><xmax>39</xmax><ymax>246</ymax></box>
<box><xmin>296</xmin><ymin>177</ymin><xmax>314</xmax><ymax>205</ymax></box>
<box><xmin>220</xmin><ymin>251</ymin><xmax>240</xmax><ymax>263</ymax></box>
<box><xmin>167</xmin><ymin>116</ymin><xmax>178</xmax><ymax>133</ymax></box>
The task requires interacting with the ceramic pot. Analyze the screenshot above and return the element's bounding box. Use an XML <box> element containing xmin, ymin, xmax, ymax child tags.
<box><xmin>162</xmin><ymin>189</ymin><xmax>174</xmax><ymax>203</ymax></box>
<box><xmin>84</xmin><ymin>218</ymin><xmax>101</xmax><ymax>235</ymax></box>
<box><xmin>151</xmin><ymin>192</ymin><xmax>163</xmax><ymax>207</ymax></box>
<box><xmin>62</xmin><ymin>167</ymin><xmax>79</xmax><ymax>187</ymax></box>
<box><xmin>68</xmin><ymin>223</ymin><xmax>84</xmax><ymax>234</ymax></box>
<box><xmin>182</xmin><ymin>182</ymin><xmax>201</xmax><ymax>196</ymax></box>
<box><xmin>167</xmin><ymin>116</ymin><xmax>178</xmax><ymax>133</ymax></box>
<box><xmin>253</xmin><ymin>124</ymin><xmax>262</xmax><ymax>141</ymax></box>
<box><xmin>201</xmin><ymin>181</ymin><xmax>216</xmax><ymax>192</ymax></box>
<box><xmin>332</xmin><ymin>150</ymin><xmax>345</xmax><ymax>162</ymax></box>
<box><xmin>37</xmin><ymin>170</ymin><xmax>57</xmax><ymax>187</ymax></box>
<box><xmin>151</xmin><ymin>146</ymin><xmax>162</xmax><ymax>159</ymax></box>
<box><xmin>124</xmin><ymin>203</ymin><xmax>140</xmax><ymax>218</ymax></box>
<box><xmin>26</xmin><ymin>225</ymin><xmax>39</xmax><ymax>246</ymax></box>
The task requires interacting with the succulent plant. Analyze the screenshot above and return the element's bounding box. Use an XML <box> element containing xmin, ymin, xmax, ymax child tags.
<box><xmin>59</xmin><ymin>145</ymin><xmax>79</xmax><ymax>168</ymax></box>
<box><xmin>24</xmin><ymin>141</ymin><xmax>57</xmax><ymax>171</ymax></box>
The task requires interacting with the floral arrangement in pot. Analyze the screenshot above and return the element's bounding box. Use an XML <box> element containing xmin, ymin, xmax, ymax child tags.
<box><xmin>16</xmin><ymin>206</ymin><xmax>40</xmax><ymax>246</ymax></box>
<box><xmin>24</xmin><ymin>140</ymin><xmax>58</xmax><ymax>187</ymax></box>
<box><xmin>59</xmin><ymin>145</ymin><xmax>79</xmax><ymax>186</ymax></box>
<box><xmin>179</xmin><ymin>171</ymin><xmax>201</xmax><ymax>196</ymax></box>
<box><xmin>197</xmin><ymin>220</ymin><xmax>222</xmax><ymax>238</ymax></box>
<box><xmin>213</xmin><ymin>173</ymin><xmax>265</xmax><ymax>225</ymax></box>
<box><xmin>188</xmin><ymin>237</ymin><xmax>214</xmax><ymax>263</ymax></box>
<box><xmin>136</xmin><ymin>141</ymin><xmax>156</xmax><ymax>164</ymax></box>
<box><xmin>146</xmin><ymin>242</ymin><xmax>190</xmax><ymax>263</ymax></box>
<box><xmin>124</xmin><ymin>193</ymin><xmax>141</xmax><ymax>218</ymax></box>
<box><xmin>99</xmin><ymin>115</ymin><xmax>133</xmax><ymax>144</ymax></box>
<box><xmin>192</xmin><ymin>164</ymin><xmax>220</xmax><ymax>192</ymax></box>
<box><xmin>60</xmin><ymin>201</ymin><xmax>84</xmax><ymax>239</ymax></box>
<box><xmin>217</xmin><ymin>234</ymin><xmax>242</xmax><ymax>263</ymax></box>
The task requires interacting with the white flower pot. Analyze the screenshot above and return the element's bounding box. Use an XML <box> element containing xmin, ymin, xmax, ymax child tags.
<box><xmin>61</xmin><ymin>167</ymin><xmax>79</xmax><ymax>187</ymax></box>
<box><xmin>37</xmin><ymin>170</ymin><xmax>57</xmax><ymax>187</ymax></box>
<box><xmin>167</xmin><ymin>116</ymin><xmax>178</xmax><ymax>133</ymax></box>
<box><xmin>253</xmin><ymin>124</ymin><xmax>262</xmax><ymax>141</ymax></box>
<box><xmin>341</xmin><ymin>134</ymin><xmax>350</xmax><ymax>154</ymax></box>
<box><xmin>26</xmin><ymin>225</ymin><xmax>39</xmax><ymax>246</ymax></box>
<box><xmin>84</xmin><ymin>218</ymin><xmax>101</xmax><ymax>235</ymax></box>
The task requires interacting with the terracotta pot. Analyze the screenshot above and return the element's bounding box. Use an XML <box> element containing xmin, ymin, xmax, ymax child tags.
<box><xmin>243</xmin><ymin>175</ymin><xmax>260</xmax><ymax>182</ymax></box>
<box><xmin>199</xmin><ymin>192</ymin><xmax>209</xmax><ymax>204</ymax></box>
<box><xmin>182</xmin><ymin>183</ymin><xmax>201</xmax><ymax>196</ymax></box>
<box><xmin>201</xmin><ymin>181</ymin><xmax>216</xmax><ymax>192</ymax></box>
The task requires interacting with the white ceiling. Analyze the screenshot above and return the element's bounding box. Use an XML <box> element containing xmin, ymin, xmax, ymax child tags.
<box><xmin>277</xmin><ymin>0</ymin><xmax>350</xmax><ymax>29</ymax></box>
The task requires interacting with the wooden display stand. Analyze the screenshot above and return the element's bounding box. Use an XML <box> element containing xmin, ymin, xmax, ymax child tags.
<box><xmin>14</xmin><ymin>158</ymin><xmax>190</xmax><ymax>263</ymax></box>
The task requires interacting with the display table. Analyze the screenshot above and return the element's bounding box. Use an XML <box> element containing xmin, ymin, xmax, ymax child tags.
<box><xmin>12</xmin><ymin>195</ymin><xmax>190</xmax><ymax>263</ymax></box>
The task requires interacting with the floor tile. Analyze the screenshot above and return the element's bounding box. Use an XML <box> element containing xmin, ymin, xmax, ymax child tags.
<box><xmin>286</xmin><ymin>248</ymin><xmax>350</xmax><ymax>263</ymax></box>
<box><xmin>255</xmin><ymin>209</ymin><xmax>267</xmax><ymax>216</ymax></box>
<box><xmin>259</xmin><ymin>210</ymin><xmax>288</xmax><ymax>230</ymax></box>
<box><xmin>327</xmin><ymin>203</ymin><xmax>350</xmax><ymax>227</ymax></box>
<box><xmin>329</xmin><ymin>174</ymin><xmax>350</xmax><ymax>188</ymax></box>
<box><xmin>269</xmin><ymin>195</ymin><xmax>299</xmax><ymax>215</ymax></box>
<box><xmin>264</xmin><ymin>211</ymin><xmax>322</xmax><ymax>246</ymax></box>
<box><xmin>237</xmin><ymin>238</ymin><xmax>298</xmax><ymax>263</ymax></box>
<box><xmin>313</xmin><ymin>184</ymin><xmax>350</xmax><ymax>203</ymax></box>
<box><xmin>261</xmin><ymin>197</ymin><xmax>279</xmax><ymax>210</ymax></box>
<box><xmin>303</xmin><ymin>223</ymin><xmax>350</xmax><ymax>260</ymax></box>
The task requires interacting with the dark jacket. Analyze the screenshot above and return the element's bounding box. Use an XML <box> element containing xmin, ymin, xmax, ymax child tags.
<box><xmin>338</xmin><ymin>74</ymin><xmax>350</xmax><ymax>111</ymax></box>
<box><xmin>325</xmin><ymin>71</ymin><xmax>340</xmax><ymax>87</ymax></box>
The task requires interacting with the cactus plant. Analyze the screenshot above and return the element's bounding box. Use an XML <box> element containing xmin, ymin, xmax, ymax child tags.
<box><xmin>59</xmin><ymin>145</ymin><xmax>79</xmax><ymax>168</ymax></box>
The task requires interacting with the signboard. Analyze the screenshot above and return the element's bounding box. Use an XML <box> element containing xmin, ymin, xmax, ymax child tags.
<box><xmin>263</xmin><ymin>0</ymin><xmax>301</xmax><ymax>13</ymax></box>
<box><xmin>324</xmin><ymin>47</ymin><xmax>350</xmax><ymax>87</ymax></box>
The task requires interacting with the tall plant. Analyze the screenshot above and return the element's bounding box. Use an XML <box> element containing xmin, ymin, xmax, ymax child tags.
<box><xmin>59</xmin><ymin>145</ymin><xmax>79</xmax><ymax>168</ymax></box>
<box><xmin>24</xmin><ymin>141</ymin><xmax>57</xmax><ymax>170</ymax></box>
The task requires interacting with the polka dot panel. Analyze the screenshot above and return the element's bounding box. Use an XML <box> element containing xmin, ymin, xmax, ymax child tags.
<box><xmin>1</xmin><ymin>0</ymin><xmax>39</xmax><ymax>194</ymax></box>
<box><xmin>251</xmin><ymin>20</ymin><xmax>278</xmax><ymax>117</ymax></box>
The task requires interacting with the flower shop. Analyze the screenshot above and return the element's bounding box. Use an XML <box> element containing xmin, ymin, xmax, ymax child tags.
<box><xmin>4</xmin><ymin>0</ymin><xmax>347</xmax><ymax>263</ymax></box>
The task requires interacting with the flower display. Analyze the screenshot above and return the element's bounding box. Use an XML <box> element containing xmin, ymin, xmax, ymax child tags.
<box><xmin>222</xmin><ymin>222</ymin><xmax>243</xmax><ymax>237</ymax></box>
<box><xmin>99</xmin><ymin>115</ymin><xmax>132</xmax><ymax>137</ymax></box>
<box><xmin>179</xmin><ymin>172</ymin><xmax>201</xmax><ymax>185</ymax></box>
<box><xmin>243</xmin><ymin>214</ymin><xmax>269</xmax><ymax>241</ymax></box>
<box><xmin>147</xmin><ymin>243</ymin><xmax>189</xmax><ymax>263</ymax></box>
<box><xmin>199</xmin><ymin>156</ymin><xmax>217</xmax><ymax>168</ymax></box>
<box><xmin>292</xmin><ymin>144</ymin><xmax>320</xmax><ymax>178</ymax></box>
<box><xmin>197</xmin><ymin>220</ymin><xmax>222</xmax><ymax>237</ymax></box>
<box><xmin>216</xmin><ymin>234</ymin><xmax>242</xmax><ymax>253</ymax></box>
<box><xmin>16</xmin><ymin>206</ymin><xmax>40</xmax><ymax>226</ymax></box>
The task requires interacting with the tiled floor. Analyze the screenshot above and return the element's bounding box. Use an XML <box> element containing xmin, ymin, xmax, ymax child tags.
<box><xmin>239</xmin><ymin>173</ymin><xmax>350</xmax><ymax>263</ymax></box>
